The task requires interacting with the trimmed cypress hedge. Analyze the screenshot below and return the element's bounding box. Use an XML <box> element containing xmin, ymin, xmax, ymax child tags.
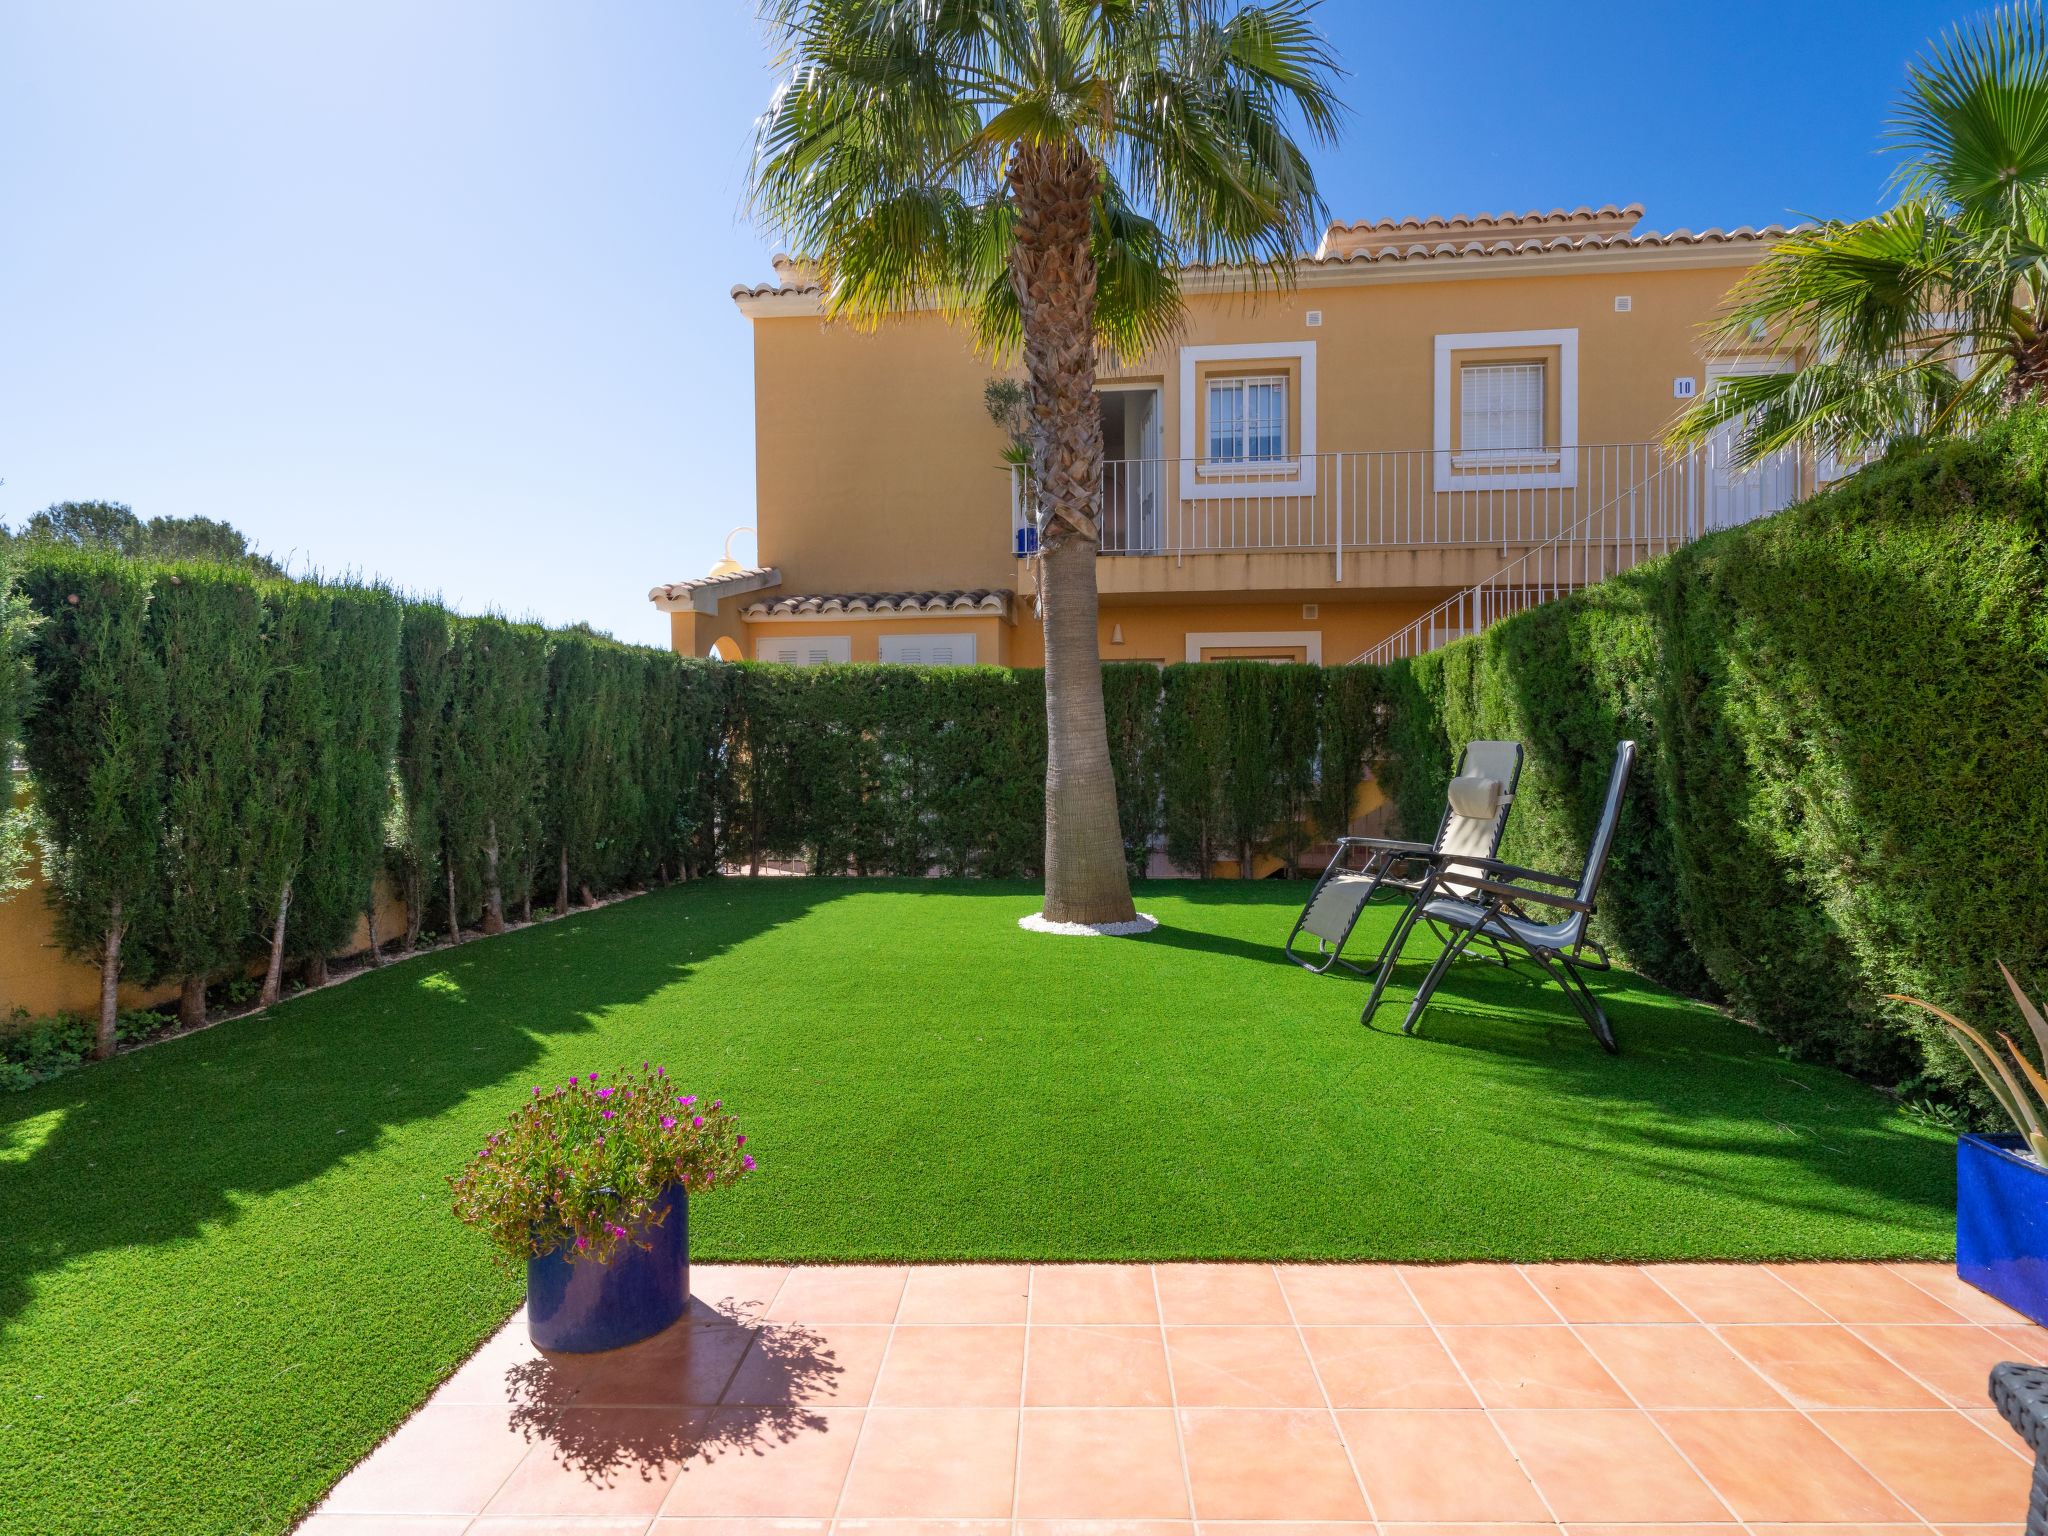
<box><xmin>1381</xmin><ymin>409</ymin><xmax>2048</xmax><ymax>1106</ymax></box>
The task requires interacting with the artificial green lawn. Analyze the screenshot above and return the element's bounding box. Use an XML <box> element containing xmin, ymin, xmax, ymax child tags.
<box><xmin>0</xmin><ymin>879</ymin><xmax>1954</xmax><ymax>1534</ymax></box>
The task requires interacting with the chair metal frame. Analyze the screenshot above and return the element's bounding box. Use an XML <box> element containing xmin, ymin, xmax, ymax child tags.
<box><xmin>1284</xmin><ymin>741</ymin><xmax>1524</xmax><ymax>976</ymax></box>
<box><xmin>1359</xmin><ymin>739</ymin><xmax>1637</xmax><ymax>1055</ymax></box>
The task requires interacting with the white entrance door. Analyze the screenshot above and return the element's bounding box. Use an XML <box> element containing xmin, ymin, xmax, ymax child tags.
<box><xmin>1703</xmin><ymin>360</ymin><xmax>1803</xmax><ymax>531</ymax></box>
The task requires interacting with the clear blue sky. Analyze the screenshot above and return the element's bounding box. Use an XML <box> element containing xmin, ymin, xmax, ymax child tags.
<box><xmin>0</xmin><ymin>1</ymin><xmax>1970</xmax><ymax>646</ymax></box>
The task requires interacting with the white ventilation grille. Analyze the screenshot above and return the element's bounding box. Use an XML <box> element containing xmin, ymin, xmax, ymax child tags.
<box><xmin>1614</xmin><ymin>295</ymin><xmax>1632</xmax><ymax>312</ymax></box>
<box><xmin>880</xmin><ymin>632</ymin><xmax>976</xmax><ymax>666</ymax></box>
<box><xmin>1459</xmin><ymin>363</ymin><xmax>1545</xmax><ymax>457</ymax></box>
<box><xmin>756</xmin><ymin>634</ymin><xmax>851</xmax><ymax>665</ymax></box>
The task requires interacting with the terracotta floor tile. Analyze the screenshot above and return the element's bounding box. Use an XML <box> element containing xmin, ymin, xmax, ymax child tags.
<box><xmin>872</xmin><ymin>1325</ymin><xmax>1026</xmax><ymax>1407</ymax></box>
<box><xmin>468</xmin><ymin>1519</ymin><xmax>655</xmax><ymax>1535</ymax></box>
<box><xmin>1385</xmin><ymin>1527</ymin><xmax>1557</xmax><ymax>1536</ymax></box>
<box><xmin>1890</xmin><ymin>1262</ymin><xmax>2043</xmax><ymax>1326</ymax></box>
<box><xmin>1966</xmin><ymin>1405</ymin><xmax>2038</xmax><ymax>1460</ymax></box>
<box><xmin>1716</xmin><ymin>1324</ymin><xmax>1943</xmax><ymax>1409</ymax></box>
<box><xmin>1575</xmin><ymin>1324</ymin><xmax>1786</xmax><ymax>1408</ymax></box>
<box><xmin>1300</xmin><ymin>1326</ymin><xmax>1480</xmax><ymax>1409</ymax></box>
<box><xmin>1335</xmin><ymin>1408</ymin><xmax>1548</xmax><ymax>1522</ymax></box>
<box><xmin>652</xmin><ymin>1407</ymin><xmax>863</xmax><ymax>1517</ymax></box>
<box><xmin>1852</xmin><ymin>1323</ymin><xmax>2038</xmax><ymax>1407</ymax></box>
<box><xmin>1989</xmin><ymin>1322</ymin><xmax>2048</xmax><ymax>1365</ymax></box>
<box><xmin>1810</xmin><ymin>1410</ymin><xmax>2034</xmax><ymax>1524</ymax></box>
<box><xmin>298</xmin><ymin>1519</ymin><xmax>474</xmax><ymax>1534</ymax></box>
<box><xmin>1651</xmin><ymin>1410</ymin><xmax>1912</xmax><ymax>1522</ymax></box>
<box><xmin>1016</xmin><ymin>1408</ymin><xmax>1191</xmax><ymax>1519</ymax></box>
<box><xmin>1640</xmin><ymin>1265</ymin><xmax>1828</xmax><ymax>1324</ymax></box>
<box><xmin>1397</xmin><ymin>1264</ymin><xmax>1556</xmax><ymax>1325</ymax></box>
<box><xmin>1438</xmin><ymin>1325</ymin><xmax>1631</xmax><ymax>1409</ymax></box>
<box><xmin>430</xmin><ymin>1322</ymin><xmax>586</xmax><ymax>1409</ymax></box>
<box><xmin>1185</xmin><ymin>1527</ymin><xmax>1368</xmax><ymax>1536</ymax></box>
<box><xmin>686</xmin><ymin>1265</ymin><xmax>791</xmax><ymax>1326</ymax></box>
<box><xmin>1029</xmin><ymin>1266</ymin><xmax>1162</xmax><ymax>1324</ymax></box>
<box><xmin>1277</xmin><ymin>1264</ymin><xmax>1426</xmax><ymax>1324</ymax></box>
<box><xmin>646</xmin><ymin>1520</ymin><xmax>832</xmax><ymax>1536</ymax></box>
<box><xmin>1743</xmin><ymin>1526</ymin><xmax>1926</xmax><ymax>1536</ymax></box>
<box><xmin>1017</xmin><ymin>1524</ymin><xmax>1193</xmax><ymax>1536</ymax></box>
<box><xmin>898</xmin><ymin>1265</ymin><xmax>1032</xmax><ymax>1324</ymax></box>
<box><xmin>1026</xmin><ymin>1324</ymin><xmax>1174</xmax><ymax>1407</ymax></box>
<box><xmin>1177</xmin><ymin>1408</ymin><xmax>1370</xmax><ymax>1521</ymax></box>
<box><xmin>837</xmin><ymin>1408</ymin><xmax>1019</xmax><ymax>1518</ymax></box>
<box><xmin>1521</xmin><ymin>1265</ymin><xmax>1692</xmax><ymax>1323</ymax></box>
<box><xmin>1153</xmin><ymin>1264</ymin><xmax>1292</xmax><ymax>1324</ymax></box>
<box><xmin>572</xmin><ymin>1320</ymin><xmax>760</xmax><ymax>1407</ymax></box>
<box><xmin>1164</xmin><ymin>1326</ymin><xmax>1326</xmax><ymax>1407</ymax></box>
<box><xmin>485</xmin><ymin>1407</ymin><xmax>700</xmax><ymax>1516</ymax></box>
<box><xmin>1491</xmin><ymin>1409</ymin><xmax>1728</xmax><ymax>1522</ymax></box>
<box><xmin>321</xmin><ymin>1403</ymin><xmax>540</xmax><ymax>1515</ymax></box>
<box><xmin>720</xmin><ymin>1322</ymin><xmax>889</xmax><ymax>1406</ymax></box>
<box><xmin>1929</xmin><ymin>1527</ymin><xmax>2028</xmax><ymax>1536</ymax></box>
<box><xmin>1560</xmin><ymin>1528</ymin><xmax>1749</xmax><ymax>1536</ymax></box>
<box><xmin>766</xmin><ymin>1267</ymin><xmax>908</xmax><ymax>1324</ymax></box>
<box><xmin>1770</xmin><ymin>1263</ymin><xmax>1970</xmax><ymax>1325</ymax></box>
<box><xmin>832</xmin><ymin>1524</ymin><xmax>1009</xmax><ymax>1536</ymax></box>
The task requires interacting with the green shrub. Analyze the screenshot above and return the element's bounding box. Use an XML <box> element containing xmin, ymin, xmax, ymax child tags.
<box><xmin>1382</xmin><ymin>407</ymin><xmax>2048</xmax><ymax>1102</ymax></box>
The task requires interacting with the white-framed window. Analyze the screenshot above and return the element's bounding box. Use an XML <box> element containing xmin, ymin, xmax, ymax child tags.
<box><xmin>1177</xmin><ymin>342</ymin><xmax>1317</xmax><ymax>501</ymax></box>
<box><xmin>879</xmin><ymin>632</ymin><xmax>975</xmax><ymax>666</ymax></box>
<box><xmin>1207</xmin><ymin>375</ymin><xmax>1288</xmax><ymax>463</ymax></box>
<box><xmin>756</xmin><ymin>634</ymin><xmax>850</xmax><ymax>665</ymax></box>
<box><xmin>1458</xmin><ymin>363</ymin><xmax>1545</xmax><ymax>459</ymax></box>
<box><xmin>1433</xmin><ymin>329</ymin><xmax>1578</xmax><ymax>490</ymax></box>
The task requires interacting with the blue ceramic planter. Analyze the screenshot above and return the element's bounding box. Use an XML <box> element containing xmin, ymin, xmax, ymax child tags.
<box><xmin>527</xmin><ymin>1185</ymin><xmax>689</xmax><ymax>1353</ymax></box>
<box><xmin>1958</xmin><ymin>1133</ymin><xmax>2048</xmax><ymax>1325</ymax></box>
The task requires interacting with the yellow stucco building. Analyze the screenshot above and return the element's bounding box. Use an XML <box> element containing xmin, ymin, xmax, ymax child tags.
<box><xmin>653</xmin><ymin>204</ymin><xmax>1797</xmax><ymax>667</ymax></box>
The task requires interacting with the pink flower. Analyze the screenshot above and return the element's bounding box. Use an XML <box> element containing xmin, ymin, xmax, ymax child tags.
<box><xmin>661</xmin><ymin>1116</ymin><xmax>676</xmax><ymax>1130</ymax></box>
<box><xmin>691</xmin><ymin>1116</ymin><xmax>704</xmax><ymax>1129</ymax></box>
<box><xmin>574</xmin><ymin>1235</ymin><xmax>589</xmax><ymax>1251</ymax></box>
<box><xmin>596</xmin><ymin>1087</ymin><xmax>613</xmax><ymax>1100</ymax></box>
<box><xmin>679</xmin><ymin>1095</ymin><xmax>696</xmax><ymax>1106</ymax></box>
<box><xmin>736</xmin><ymin>1134</ymin><xmax>745</xmax><ymax>1147</ymax></box>
<box><xmin>602</xmin><ymin>1110</ymin><xmax>615</xmax><ymax>1120</ymax></box>
<box><xmin>741</xmin><ymin>1154</ymin><xmax>756</xmax><ymax>1171</ymax></box>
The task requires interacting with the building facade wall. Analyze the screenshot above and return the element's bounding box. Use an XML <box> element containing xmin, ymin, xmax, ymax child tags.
<box><xmin>686</xmin><ymin>230</ymin><xmax>1774</xmax><ymax>667</ymax></box>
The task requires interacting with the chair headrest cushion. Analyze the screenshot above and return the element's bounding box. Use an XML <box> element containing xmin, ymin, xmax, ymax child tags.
<box><xmin>1447</xmin><ymin>774</ymin><xmax>1502</xmax><ymax>819</ymax></box>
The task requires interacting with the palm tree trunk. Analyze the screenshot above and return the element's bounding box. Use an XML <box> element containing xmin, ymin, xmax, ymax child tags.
<box><xmin>1010</xmin><ymin>143</ymin><xmax>1135</xmax><ymax>927</ymax></box>
<box><xmin>180</xmin><ymin>974</ymin><xmax>208</xmax><ymax>1028</ymax></box>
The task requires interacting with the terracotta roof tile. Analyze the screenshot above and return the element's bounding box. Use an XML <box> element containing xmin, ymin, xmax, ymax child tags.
<box><xmin>741</xmin><ymin>589</ymin><xmax>1013</xmax><ymax>621</ymax></box>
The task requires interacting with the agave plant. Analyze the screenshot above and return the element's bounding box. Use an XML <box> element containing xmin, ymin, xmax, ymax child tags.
<box><xmin>1890</xmin><ymin>964</ymin><xmax>2048</xmax><ymax>1159</ymax></box>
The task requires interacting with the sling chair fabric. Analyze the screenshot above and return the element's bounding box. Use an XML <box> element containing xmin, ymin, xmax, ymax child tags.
<box><xmin>1284</xmin><ymin>739</ymin><xmax>1524</xmax><ymax>975</ymax></box>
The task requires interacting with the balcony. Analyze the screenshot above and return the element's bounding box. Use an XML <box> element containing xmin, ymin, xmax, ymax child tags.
<box><xmin>1010</xmin><ymin>441</ymin><xmax>1814</xmax><ymax>595</ymax></box>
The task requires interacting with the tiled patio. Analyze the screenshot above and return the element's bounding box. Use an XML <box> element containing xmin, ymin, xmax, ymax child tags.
<box><xmin>306</xmin><ymin>1261</ymin><xmax>2043</xmax><ymax>1536</ymax></box>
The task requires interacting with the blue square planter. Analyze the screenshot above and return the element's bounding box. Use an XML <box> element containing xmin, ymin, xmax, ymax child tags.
<box><xmin>526</xmin><ymin>1185</ymin><xmax>689</xmax><ymax>1353</ymax></box>
<box><xmin>1959</xmin><ymin>1133</ymin><xmax>2048</xmax><ymax>1325</ymax></box>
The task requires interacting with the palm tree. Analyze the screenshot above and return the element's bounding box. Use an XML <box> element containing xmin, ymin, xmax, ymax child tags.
<box><xmin>1672</xmin><ymin>5</ymin><xmax>2048</xmax><ymax>466</ymax></box>
<box><xmin>748</xmin><ymin>0</ymin><xmax>1340</xmax><ymax>925</ymax></box>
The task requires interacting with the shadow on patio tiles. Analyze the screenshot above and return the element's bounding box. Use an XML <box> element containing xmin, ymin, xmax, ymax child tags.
<box><xmin>500</xmin><ymin>1316</ymin><xmax>847</xmax><ymax>1481</ymax></box>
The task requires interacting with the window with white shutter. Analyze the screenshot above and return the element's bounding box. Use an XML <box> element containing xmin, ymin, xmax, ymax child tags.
<box><xmin>880</xmin><ymin>633</ymin><xmax>975</xmax><ymax>666</ymax></box>
<box><xmin>755</xmin><ymin>635</ymin><xmax>850</xmax><ymax>665</ymax></box>
<box><xmin>1459</xmin><ymin>363</ymin><xmax>1545</xmax><ymax>458</ymax></box>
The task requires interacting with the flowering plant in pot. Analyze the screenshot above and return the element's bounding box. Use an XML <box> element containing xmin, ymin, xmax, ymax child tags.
<box><xmin>448</xmin><ymin>1064</ymin><xmax>754</xmax><ymax>1352</ymax></box>
<box><xmin>1891</xmin><ymin>966</ymin><xmax>2048</xmax><ymax>1323</ymax></box>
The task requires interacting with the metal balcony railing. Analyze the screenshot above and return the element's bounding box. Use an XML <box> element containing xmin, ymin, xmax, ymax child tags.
<box><xmin>1010</xmin><ymin>442</ymin><xmax>1811</xmax><ymax>572</ymax></box>
<box><xmin>1351</xmin><ymin>440</ymin><xmax>1816</xmax><ymax>665</ymax></box>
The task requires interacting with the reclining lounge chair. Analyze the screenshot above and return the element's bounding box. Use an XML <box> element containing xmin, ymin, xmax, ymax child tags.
<box><xmin>1360</xmin><ymin>739</ymin><xmax>1637</xmax><ymax>1055</ymax></box>
<box><xmin>1284</xmin><ymin>739</ymin><xmax>1524</xmax><ymax>976</ymax></box>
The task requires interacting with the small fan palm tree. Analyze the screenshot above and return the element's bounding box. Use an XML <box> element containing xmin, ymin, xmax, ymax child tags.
<box><xmin>1672</xmin><ymin>5</ymin><xmax>2048</xmax><ymax>466</ymax></box>
<box><xmin>748</xmin><ymin>0</ymin><xmax>1340</xmax><ymax>925</ymax></box>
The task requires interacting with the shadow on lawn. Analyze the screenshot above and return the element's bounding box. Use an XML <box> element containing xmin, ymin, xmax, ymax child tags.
<box><xmin>0</xmin><ymin>878</ymin><xmax>842</xmax><ymax>1332</ymax></box>
<box><xmin>1349</xmin><ymin>943</ymin><xmax>1955</xmax><ymax>1227</ymax></box>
